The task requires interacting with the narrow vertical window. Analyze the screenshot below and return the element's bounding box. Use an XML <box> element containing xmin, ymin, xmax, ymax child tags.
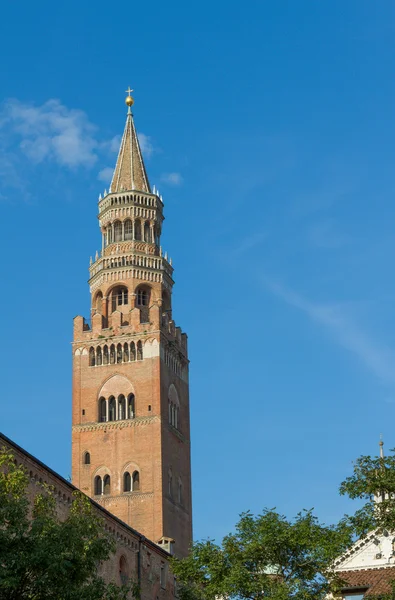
<box><xmin>89</xmin><ymin>347</ymin><xmax>95</xmax><ymax>366</ymax></box>
<box><xmin>110</xmin><ymin>345</ymin><xmax>116</xmax><ymax>364</ymax></box>
<box><xmin>96</xmin><ymin>346</ymin><xmax>102</xmax><ymax>366</ymax></box>
<box><xmin>128</xmin><ymin>394</ymin><xmax>135</xmax><ymax>419</ymax></box>
<box><xmin>84</xmin><ymin>452</ymin><xmax>91</xmax><ymax>465</ymax></box>
<box><xmin>130</xmin><ymin>342</ymin><xmax>136</xmax><ymax>361</ymax></box>
<box><xmin>132</xmin><ymin>471</ymin><xmax>140</xmax><ymax>491</ymax></box>
<box><xmin>118</xmin><ymin>395</ymin><xmax>126</xmax><ymax>420</ymax></box>
<box><xmin>135</xmin><ymin>219</ymin><xmax>141</xmax><ymax>240</ymax></box>
<box><xmin>124</xmin><ymin>219</ymin><xmax>132</xmax><ymax>241</ymax></box>
<box><xmin>103</xmin><ymin>475</ymin><xmax>111</xmax><ymax>495</ymax></box>
<box><xmin>144</xmin><ymin>221</ymin><xmax>151</xmax><ymax>242</ymax></box>
<box><xmin>123</xmin><ymin>471</ymin><xmax>131</xmax><ymax>492</ymax></box>
<box><xmin>117</xmin><ymin>343</ymin><xmax>123</xmax><ymax>363</ymax></box>
<box><xmin>94</xmin><ymin>475</ymin><xmax>102</xmax><ymax>495</ymax></box>
<box><xmin>123</xmin><ymin>343</ymin><xmax>129</xmax><ymax>362</ymax></box>
<box><xmin>108</xmin><ymin>397</ymin><xmax>116</xmax><ymax>421</ymax></box>
<box><xmin>103</xmin><ymin>345</ymin><xmax>109</xmax><ymax>365</ymax></box>
<box><xmin>137</xmin><ymin>340</ymin><xmax>143</xmax><ymax>360</ymax></box>
<box><xmin>114</xmin><ymin>221</ymin><xmax>122</xmax><ymax>242</ymax></box>
<box><xmin>99</xmin><ymin>397</ymin><xmax>106</xmax><ymax>422</ymax></box>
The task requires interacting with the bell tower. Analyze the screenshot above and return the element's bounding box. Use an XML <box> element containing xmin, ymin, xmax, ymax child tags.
<box><xmin>71</xmin><ymin>89</ymin><xmax>192</xmax><ymax>557</ymax></box>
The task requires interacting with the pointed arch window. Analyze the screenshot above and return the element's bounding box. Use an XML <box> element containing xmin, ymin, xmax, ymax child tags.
<box><xmin>103</xmin><ymin>475</ymin><xmax>111</xmax><ymax>495</ymax></box>
<box><xmin>130</xmin><ymin>342</ymin><xmax>136</xmax><ymax>361</ymax></box>
<box><xmin>132</xmin><ymin>471</ymin><xmax>140</xmax><ymax>491</ymax></box>
<box><xmin>89</xmin><ymin>347</ymin><xmax>95</xmax><ymax>366</ymax></box>
<box><xmin>124</xmin><ymin>219</ymin><xmax>132</xmax><ymax>240</ymax></box>
<box><xmin>123</xmin><ymin>471</ymin><xmax>131</xmax><ymax>492</ymax></box>
<box><xmin>94</xmin><ymin>475</ymin><xmax>102</xmax><ymax>495</ymax></box>
<box><xmin>119</xmin><ymin>556</ymin><xmax>129</xmax><ymax>585</ymax></box>
<box><xmin>137</xmin><ymin>340</ymin><xmax>143</xmax><ymax>360</ymax></box>
<box><xmin>108</xmin><ymin>397</ymin><xmax>116</xmax><ymax>421</ymax></box>
<box><xmin>99</xmin><ymin>397</ymin><xmax>106</xmax><ymax>422</ymax></box>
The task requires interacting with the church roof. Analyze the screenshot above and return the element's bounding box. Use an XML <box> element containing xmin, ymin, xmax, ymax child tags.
<box><xmin>109</xmin><ymin>107</ymin><xmax>151</xmax><ymax>194</ymax></box>
<box><xmin>337</xmin><ymin>567</ymin><xmax>395</xmax><ymax>597</ymax></box>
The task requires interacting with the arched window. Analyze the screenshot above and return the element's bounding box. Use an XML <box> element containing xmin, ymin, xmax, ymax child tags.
<box><xmin>144</xmin><ymin>221</ymin><xmax>151</xmax><ymax>242</ymax></box>
<box><xmin>128</xmin><ymin>394</ymin><xmax>135</xmax><ymax>419</ymax></box>
<box><xmin>132</xmin><ymin>471</ymin><xmax>140</xmax><ymax>491</ymax></box>
<box><xmin>118</xmin><ymin>395</ymin><xmax>126</xmax><ymax>420</ymax></box>
<box><xmin>103</xmin><ymin>475</ymin><xmax>111</xmax><ymax>495</ymax></box>
<box><xmin>123</xmin><ymin>343</ymin><xmax>129</xmax><ymax>362</ymax></box>
<box><xmin>96</xmin><ymin>346</ymin><xmax>102</xmax><ymax>366</ymax></box>
<box><xmin>111</xmin><ymin>286</ymin><xmax>128</xmax><ymax>312</ymax></box>
<box><xmin>84</xmin><ymin>452</ymin><xmax>91</xmax><ymax>465</ymax></box>
<box><xmin>130</xmin><ymin>342</ymin><xmax>136</xmax><ymax>361</ymax></box>
<box><xmin>124</xmin><ymin>219</ymin><xmax>132</xmax><ymax>241</ymax></box>
<box><xmin>99</xmin><ymin>397</ymin><xmax>106</xmax><ymax>422</ymax></box>
<box><xmin>94</xmin><ymin>475</ymin><xmax>102</xmax><ymax>495</ymax></box>
<box><xmin>119</xmin><ymin>556</ymin><xmax>129</xmax><ymax>585</ymax></box>
<box><xmin>117</xmin><ymin>343</ymin><xmax>123</xmax><ymax>363</ymax></box>
<box><xmin>114</xmin><ymin>221</ymin><xmax>122</xmax><ymax>242</ymax></box>
<box><xmin>134</xmin><ymin>219</ymin><xmax>142</xmax><ymax>241</ymax></box>
<box><xmin>108</xmin><ymin>397</ymin><xmax>116</xmax><ymax>421</ymax></box>
<box><xmin>89</xmin><ymin>347</ymin><xmax>95</xmax><ymax>366</ymax></box>
<box><xmin>123</xmin><ymin>471</ymin><xmax>131</xmax><ymax>492</ymax></box>
<box><xmin>137</xmin><ymin>340</ymin><xmax>143</xmax><ymax>360</ymax></box>
<box><xmin>103</xmin><ymin>345</ymin><xmax>109</xmax><ymax>365</ymax></box>
<box><xmin>136</xmin><ymin>288</ymin><xmax>149</xmax><ymax>306</ymax></box>
<box><xmin>110</xmin><ymin>344</ymin><xmax>116</xmax><ymax>364</ymax></box>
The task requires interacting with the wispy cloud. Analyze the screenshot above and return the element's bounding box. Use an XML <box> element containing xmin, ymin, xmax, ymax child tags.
<box><xmin>138</xmin><ymin>133</ymin><xmax>154</xmax><ymax>158</ymax></box>
<box><xmin>1</xmin><ymin>98</ymin><xmax>98</xmax><ymax>168</ymax></box>
<box><xmin>98</xmin><ymin>167</ymin><xmax>113</xmax><ymax>184</ymax></box>
<box><xmin>230</xmin><ymin>232</ymin><xmax>266</xmax><ymax>257</ymax></box>
<box><xmin>160</xmin><ymin>172</ymin><xmax>183</xmax><ymax>186</ymax></box>
<box><xmin>265</xmin><ymin>279</ymin><xmax>395</xmax><ymax>387</ymax></box>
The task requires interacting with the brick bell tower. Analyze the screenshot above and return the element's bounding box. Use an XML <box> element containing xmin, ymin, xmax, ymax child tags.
<box><xmin>71</xmin><ymin>89</ymin><xmax>192</xmax><ymax>557</ymax></box>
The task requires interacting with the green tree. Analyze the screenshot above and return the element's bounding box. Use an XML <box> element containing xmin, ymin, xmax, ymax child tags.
<box><xmin>171</xmin><ymin>508</ymin><xmax>352</xmax><ymax>600</ymax></box>
<box><xmin>340</xmin><ymin>447</ymin><xmax>395</xmax><ymax>537</ymax></box>
<box><xmin>0</xmin><ymin>447</ymin><xmax>138</xmax><ymax>600</ymax></box>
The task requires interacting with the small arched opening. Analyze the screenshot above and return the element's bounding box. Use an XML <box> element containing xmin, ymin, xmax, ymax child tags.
<box><xmin>94</xmin><ymin>475</ymin><xmax>102</xmax><ymax>495</ymax></box>
<box><xmin>128</xmin><ymin>394</ymin><xmax>135</xmax><ymax>419</ymax></box>
<box><xmin>123</xmin><ymin>343</ymin><xmax>129</xmax><ymax>362</ymax></box>
<box><xmin>144</xmin><ymin>221</ymin><xmax>151</xmax><ymax>242</ymax></box>
<box><xmin>96</xmin><ymin>346</ymin><xmax>102</xmax><ymax>366</ymax></box>
<box><xmin>99</xmin><ymin>397</ymin><xmax>106</xmax><ymax>422</ymax></box>
<box><xmin>118</xmin><ymin>395</ymin><xmax>126</xmax><ymax>420</ymax></box>
<box><xmin>132</xmin><ymin>470</ymin><xmax>140</xmax><ymax>491</ymax></box>
<box><xmin>110</xmin><ymin>344</ymin><xmax>116</xmax><ymax>364</ymax></box>
<box><xmin>137</xmin><ymin>341</ymin><xmax>143</xmax><ymax>361</ymax></box>
<box><xmin>123</xmin><ymin>471</ymin><xmax>131</xmax><ymax>492</ymax></box>
<box><xmin>84</xmin><ymin>452</ymin><xmax>91</xmax><ymax>465</ymax></box>
<box><xmin>103</xmin><ymin>345</ymin><xmax>109</xmax><ymax>365</ymax></box>
<box><xmin>117</xmin><ymin>343</ymin><xmax>123</xmax><ymax>363</ymax></box>
<box><xmin>103</xmin><ymin>475</ymin><xmax>111</xmax><ymax>495</ymax></box>
<box><xmin>89</xmin><ymin>347</ymin><xmax>95</xmax><ymax>367</ymax></box>
<box><xmin>108</xmin><ymin>396</ymin><xmax>116</xmax><ymax>421</ymax></box>
<box><xmin>124</xmin><ymin>219</ymin><xmax>132</xmax><ymax>241</ymax></box>
<box><xmin>119</xmin><ymin>555</ymin><xmax>129</xmax><ymax>585</ymax></box>
<box><xmin>134</xmin><ymin>219</ymin><xmax>142</xmax><ymax>241</ymax></box>
<box><xmin>130</xmin><ymin>342</ymin><xmax>136</xmax><ymax>361</ymax></box>
<box><xmin>114</xmin><ymin>221</ymin><xmax>122</xmax><ymax>242</ymax></box>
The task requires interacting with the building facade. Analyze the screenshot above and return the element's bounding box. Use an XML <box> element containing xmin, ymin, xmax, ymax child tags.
<box><xmin>71</xmin><ymin>91</ymin><xmax>192</xmax><ymax>558</ymax></box>
<box><xmin>0</xmin><ymin>432</ymin><xmax>176</xmax><ymax>600</ymax></box>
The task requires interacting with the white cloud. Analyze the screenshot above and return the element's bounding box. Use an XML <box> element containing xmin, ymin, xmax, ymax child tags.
<box><xmin>98</xmin><ymin>167</ymin><xmax>114</xmax><ymax>184</ymax></box>
<box><xmin>138</xmin><ymin>133</ymin><xmax>154</xmax><ymax>158</ymax></box>
<box><xmin>160</xmin><ymin>172</ymin><xmax>183</xmax><ymax>186</ymax></box>
<box><xmin>1</xmin><ymin>98</ymin><xmax>98</xmax><ymax>168</ymax></box>
<box><xmin>265</xmin><ymin>278</ymin><xmax>395</xmax><ymax>388</ymax></box>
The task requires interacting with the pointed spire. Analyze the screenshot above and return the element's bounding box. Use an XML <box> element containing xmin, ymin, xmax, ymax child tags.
<box><xmin>109</xmin><ymin>88</ymin><xmax>151</xmax><ymax>194</ymax></box>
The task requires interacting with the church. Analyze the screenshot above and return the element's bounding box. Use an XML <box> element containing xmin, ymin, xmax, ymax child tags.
<box><xmin>1</xmin><ymin>88</ymin><xmax>192</xmax><ymax>595</ymax></box>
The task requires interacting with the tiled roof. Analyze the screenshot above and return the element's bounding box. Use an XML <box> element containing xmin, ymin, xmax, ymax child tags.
<box><xmin>338</xmin><ymin>567</ymin><xmax>395</xmax><ymax>597</ymax></box>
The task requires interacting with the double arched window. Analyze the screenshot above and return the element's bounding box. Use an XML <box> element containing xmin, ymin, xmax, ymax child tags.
<box><xmin>123</xmin><ymin>470</ymin><xmax>140</xmax><ymax>492</ymax></box>
<box><xmin>111</xmin><ymin>286</ymin><xmax>128</xmax><ymax>312</ymax></box>
<box><xmin>94</xmin><ymin>475</ymin><xmax>110</xmax><ymax>495</ymax></box>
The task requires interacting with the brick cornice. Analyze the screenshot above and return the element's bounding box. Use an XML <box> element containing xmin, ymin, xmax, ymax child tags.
<box><xmin>72</xmin><ymin>415</ymin><xmax>160</xmax><ymax>432</ymax></box>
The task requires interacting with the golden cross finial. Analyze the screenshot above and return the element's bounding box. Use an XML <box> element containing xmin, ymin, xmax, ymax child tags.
<box><xmin>125</xmin><ymin>86</ymin><xmax>134</xmax><ymax>109</ymax></box>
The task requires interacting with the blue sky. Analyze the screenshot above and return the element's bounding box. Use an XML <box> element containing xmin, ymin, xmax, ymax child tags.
<box><xmin>1</xmin><ymin>1</ymin><xmax>395</xmax><ymax>542</ymax></box>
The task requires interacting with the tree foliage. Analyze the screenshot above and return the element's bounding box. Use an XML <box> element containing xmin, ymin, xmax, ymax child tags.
<box><xmin>171</xmin><ymin>509</ymin><xmax>353</xmax><ymax>600</ymax></box>
<box><xmin>339</xmin><ymin>448</ymin><xmax>395</xmax><ymax>537</ymax></box>
<box><xmin>0</xmin><ymin>448</ymin><xmax>138</xmax><ymax>600</ymax></box>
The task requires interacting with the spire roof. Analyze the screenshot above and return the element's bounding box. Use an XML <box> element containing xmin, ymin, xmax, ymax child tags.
<box><xmin>109</xmin><ymin>107</ymin><xmax>151</xmax><ymax>194</ymax></box>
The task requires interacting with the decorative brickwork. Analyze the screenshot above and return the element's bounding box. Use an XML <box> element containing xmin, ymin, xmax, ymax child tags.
<box><xmin>72</xmin><ymin>99</ymin><xmax>192</xmax><ymax>558</ymax></box>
